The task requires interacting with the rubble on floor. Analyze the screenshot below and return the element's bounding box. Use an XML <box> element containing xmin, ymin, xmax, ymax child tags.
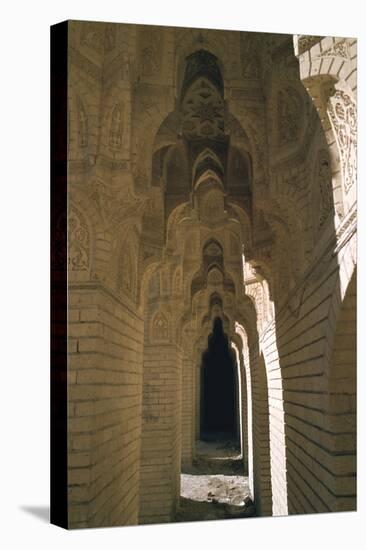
<box><xmin>175</xmin><ymin>438</ymin><xmax>256</xmax><ymax>522</ymax></box>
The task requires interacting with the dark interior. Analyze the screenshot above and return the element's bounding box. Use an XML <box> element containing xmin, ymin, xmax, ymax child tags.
<box><xmin>200</xmin><ymin>317</ymin><xmax>238</xmax><ymax>440</ymax></box>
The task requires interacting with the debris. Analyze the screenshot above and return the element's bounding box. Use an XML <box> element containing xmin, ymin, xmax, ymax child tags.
<box><xmin>177</xmin><ymin>438</ymin><xmax>255</xmax><ymax>522</ymax></box>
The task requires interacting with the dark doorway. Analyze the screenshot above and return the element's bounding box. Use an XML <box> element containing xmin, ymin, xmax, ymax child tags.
<box><xmin>200</xmin><ymin>317</ymin><xmax>239</xmax><ymax>441</ymax></box>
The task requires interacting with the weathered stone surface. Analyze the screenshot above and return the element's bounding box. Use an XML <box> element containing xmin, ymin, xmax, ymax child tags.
<box><xmin>64</xmin><ymin>21</ymin><xmax>357</xmax><ymax>528</ymax></box>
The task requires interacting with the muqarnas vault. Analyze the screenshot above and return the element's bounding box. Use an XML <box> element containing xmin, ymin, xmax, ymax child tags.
<box><xmin>51</xmin><ymin>20</ymin><xmax>357</xmax><ymax>529</ymax></box>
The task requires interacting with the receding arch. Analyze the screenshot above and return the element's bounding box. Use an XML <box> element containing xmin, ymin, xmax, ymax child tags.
<box><xmin>200</xmin><ymin>317</ymin><xmax>239</xmax><ymax>441</ymax></box>
<box><xmin>203</xmin><ymin>238</ymin><xmax>224</xmax><ymax>269</ymax></box>
<box><xmin>180</xmin><ymin>48</ymin><xmax>224</xmax><ymax>101</ymax></box>
<box><xmin>235</xmin><ymin>312</ymin><xmax>273</xmax><ymax>517</ymax></box>
<box><xmin>209</xmin><ymin>291</ymin><xmax>223</xmax><ymax>311</ymax></box>
<box><xmin>207</xmin><ymin>266</ymin><xmax>224</xmax><ymax>286</ymax></box>
<box><xmin>174</xmin><ymin>30</ymin><xmax>230</xmax><ymax>98</ymax></box>
<box><xmin>227</xmin><ymin>145</ymin><xmax>252</xmax><ymax>190</ymax></box>
<box><xmin>192</xmin><ymin>148</ymin><xmax>224</xmax><ymax>186</ymax></box>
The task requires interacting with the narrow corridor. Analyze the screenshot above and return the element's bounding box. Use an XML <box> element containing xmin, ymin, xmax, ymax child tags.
<box><xmin>56</xmin><ymin>22</ymin><xmax>358</xmax><ymax>528</ymax></box>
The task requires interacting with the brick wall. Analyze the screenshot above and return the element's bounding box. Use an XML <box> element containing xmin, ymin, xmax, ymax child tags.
<box><xmin>245</xmin><ymin>345</ymin><xmax>273</xmax><ymax>516</ymax></box>
<box><xmin>67</xmin><ymin>284</ymin><xmax>144</xmax><ymax>528</ymax></box>
<box><xmin>253</xmin><ymin>231</ymin><xmax>357</xmax><ymax>515</ymax></box>
<box><xmin>181</xmin><ymin>353</ymin><xmax>195</xmax><ymax>468</ymax></box>
<box><xmin>260</xmin><ymin>327</ymin><xmax>288</xmax><ymax>516</ymax></box>
<box><xmin>139</xmin><ymin>344</ymin><xmax>183</xmax><ymax>524</ymax></box>
<box><xmin>325</xmin><ymin>268</ymin><xmax>356</xmax><ymax>511</ymax></box>
<box><xmin>277</xmin><ymin>257</ymin><xmax>340</xmax><ymax>514</ymax></box>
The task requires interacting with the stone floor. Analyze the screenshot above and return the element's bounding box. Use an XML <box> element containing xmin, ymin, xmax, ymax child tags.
<box><xmin>175</xmin><ymin>436</ymin><xmax>255</xmax><ymax>523</ymax></box>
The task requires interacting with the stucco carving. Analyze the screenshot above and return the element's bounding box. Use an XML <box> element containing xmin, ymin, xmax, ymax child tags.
<box><xmin>118</xmin><ymin>245</ymin><xmax>135</xmax><ymax>299</ymax></box>
<box><xmin>317</xmin><ymin>150</ymin><xmax>333</xmax><ymax>228</ymax></box>
<box><xmin>109</xmin><ymin>103</ymin><xmax>124</xmax><ymax>149</ymax></box>
<box><xmin>151</xmin><ymin>311</ymin><xmax>169</xmax><ymax>342</ymax></box>
<box><xmin>328</xmin><ymin>90</ymin><xmax>357</xmax><ymax>194</ymax></box>
<box><xmin>68</xmin><ymin>205</ymin><xmax>90</xmax><ymax>271</ymax></box>
<box><xmin>76</xmin><ymin>96</ymin><xmax>88</xmax><ymax>148</ymax></box>
<box><xmin>277</xmin><ymin>87</ymin><xmax>302</xmax><ymax>146</ymax></box>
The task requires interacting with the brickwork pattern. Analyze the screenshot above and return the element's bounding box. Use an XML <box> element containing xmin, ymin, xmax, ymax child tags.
<box><xmin>139</xmin><ymin>344</ymin><xmax>183</xmax><ymax>524</ymax></box>
<box><xmin>62</xmin><ymin>21</ymin><xmax>357</xmax><ymax>527</ymax></box>
<box><xmin>67</xmin><ymin>285</ymin><xmax>144</xmax><ymax>527</ymax></box>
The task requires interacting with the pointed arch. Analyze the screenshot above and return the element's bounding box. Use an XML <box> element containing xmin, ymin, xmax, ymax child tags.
<box><xmin>150</xmin><ymin>310</ymin><xmax>170</xmax><ymax>343</ymax></box>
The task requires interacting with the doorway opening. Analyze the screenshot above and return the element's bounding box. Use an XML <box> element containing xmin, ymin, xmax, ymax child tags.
<box><xmin>200</xmin><ymin>317</ymin><xmax>240</xmax><ymax>444</ymax></box>
<box><xmin>178</xmin><ymin>317</ymin><xmax>252</xmax><ymax>521</ymax></box>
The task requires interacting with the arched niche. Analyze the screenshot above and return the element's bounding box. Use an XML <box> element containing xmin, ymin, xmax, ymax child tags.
<box><xmin>150</xmin><ymin>309</ymin><xmax>170</xmax><ymax>343</ymax></box>
<box><xmin>203</xmin><ymin>239</ymin><xmax>224</xmax><ymax>273</ymax></box>
<box><xmin>192</xmin><ymin>147</ymin><xmax>224</xmax><ymax>187</ymax></box>
<box><xmin>227</xmin><ymin>146</ymin><xmax>252</xmax><ymax>191</ymax></box>
<box><xmin>207</xmin><ymin>266</ymin><xmax>224</xmax><ymax>287</ymax></box>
